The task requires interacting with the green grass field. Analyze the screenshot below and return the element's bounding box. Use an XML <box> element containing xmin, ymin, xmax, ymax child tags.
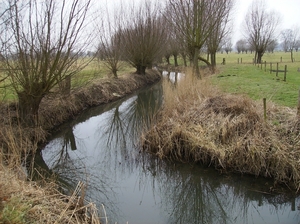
<box><xmin>213</xmin><ymin>51</ymin><xmax>300</xmax><ymax>108</ymax></box>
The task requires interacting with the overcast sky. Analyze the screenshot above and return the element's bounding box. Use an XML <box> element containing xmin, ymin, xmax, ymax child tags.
<box><xmin>98</xmin><ymin>0</ymin><xmax>300</xmax><ymax>46</ymax></box>
<box><xmin>232</xmin><ymin>0</ymin><xmax>300</xmax><ymax>43</ymax></box>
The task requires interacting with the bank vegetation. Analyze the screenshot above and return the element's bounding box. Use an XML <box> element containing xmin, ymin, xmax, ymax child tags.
<box><xmin>142</xmin><ymin>68</ymin><xmax>300</xmax><ymax>192</ymax></box>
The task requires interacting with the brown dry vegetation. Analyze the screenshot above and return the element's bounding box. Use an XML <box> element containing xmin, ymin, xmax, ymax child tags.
<box><xmin>0</xmin><ymin>166</ymin><xmax>101</xmax><ymax>224</ymax></box>
<box><xmin>0</xmin><ymin>70</ymin><xmax>161</xmax><ymax>223</ymax></box>
<box><xmin>142</xmin><ymin>68</ymin><xmax>300</xmax><ymax>192</ymax></box>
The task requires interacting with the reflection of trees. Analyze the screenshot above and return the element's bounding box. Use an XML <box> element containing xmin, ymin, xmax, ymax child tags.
<box><xmin>29</xmin><ymin>125</ymin><xmax>77</xmax><ymax>186</ymax></box>
<box><xmin>137</xmin><ymin>157</ymin><xmax>300</xmax><ymax>224</ymax></box>
<box><xmin>106</xmin><ymin>106</ymin><xmax>126</xmax><ymax>149</ymax></box>
<box><xmin>93</xmin><ymin>82</ymin><xmax>163</xmax><ymax>172</ymax></box>
<box><xmin>162</xmin><ymin>71</ymin><xmax>185</xmax><ymax>87</ymax></box>
<box><xmin>36</xmin><ymin>134</ymin><xmax>120</xmax><ymax>219</ymax></box>
<box><xmin>124</xmin><ymin>83</ymin><xmax>163</xmax><ymax>140</ymax></box>
<box><xmin>34</xmin><ymin>82</ymin><xmax>164</xmax><ymax>221</ymax></box>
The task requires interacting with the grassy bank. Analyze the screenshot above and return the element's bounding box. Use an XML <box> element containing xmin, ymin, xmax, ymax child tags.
<box><xmin>0</xmin><ymin>69</ymin><xmax>161</xmax><ymax>223</ymax></box>
<box><xmin>142</xmin><ymin>68</ymin><xmax>300</xmax><ymax>192</ymax></box>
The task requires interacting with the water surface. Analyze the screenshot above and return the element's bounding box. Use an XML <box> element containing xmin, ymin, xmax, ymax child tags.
<box><xmin>38</xmin><ymin>80</ymin><xmax>300</xmax><ymax>224</ymax></box>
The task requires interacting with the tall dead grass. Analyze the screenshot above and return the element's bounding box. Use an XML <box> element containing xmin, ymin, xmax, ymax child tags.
<box><xmin>142</xmin><ymin>68</ymin><xmax>300</xmax><ymax>191</ymax></box>
<box><xmin>0</xmin><ymin>165</ymin><xmax>102</xmax><ymax>224</ymax></box>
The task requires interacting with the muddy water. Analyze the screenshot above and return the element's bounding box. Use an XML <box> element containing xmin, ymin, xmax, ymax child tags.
<box><xmin>37</xmin><ymin>78</ymin><xmax>300</xmax><ymax>224</ymax></box>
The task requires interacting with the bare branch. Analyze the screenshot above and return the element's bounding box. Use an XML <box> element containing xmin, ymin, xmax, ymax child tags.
<box><xmin>0</xmin><ymin>0</ymin><xmax>94</xmax><ymax>126</ymax></box>
<box><xmin>243</xmin><ymin>0</ymin><xmax>281</xmax><ymax>63</ymax></box>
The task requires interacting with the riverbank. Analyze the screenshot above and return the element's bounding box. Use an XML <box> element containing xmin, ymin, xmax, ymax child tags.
<box><xmin>0</xmin><ymin>70</ymin><xmax>161</xmax><ymax>223</ymax></box>
<box><xmin>142</xmin><ymin>68</ymin><xmax>300</xmax><ymax>192</ymax></box>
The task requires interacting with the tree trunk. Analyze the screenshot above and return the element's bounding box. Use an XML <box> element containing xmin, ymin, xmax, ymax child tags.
<box><xmin>256</xmin><ymin>51</ymin><xmax>263</xmax><ymax>64</ymax></box>
<box><xmin>17</xmin><ymin>91</ymin><xmax>43</xmax><ymax>127</ymax></box>
<box><xmin>193</xmin><ymin>47</ymin><xmax>201</xmax><ymax>79</ymax></box>
<box><xmin>165</xmin><ymin>56</ymin><xmax>170</xmax><ymax>65</ymax></box>
<box><xmin>112</xmin><ymin>68</ymin><xmax>118</xmax><ymax>78</ymax></box>
<box><xmin>210</xmin><ymin>52</ymin><xmax>216</xmax><ymax>73</ymax></box>
<box><xmin>174</xmin><ymin>54</ymin><xmax>178</xmax><ymax>67</ymax></box>
<box><xmin>291</xmin><ymin>50</ymin><xmax>294</xmax><ymax>62</ymax></box>
<box><xmin>182</xmin><ymin>54</ymin><xmax>187</xmax><ymax>67</ymax></box>
<box><xmin>60</xmin><ymin>75</ymin><xmax>71</xmax><ymax>95</ymax></box>
<box><xmin>136</xmin><ymin>64</ymin><xmax>146</xmax><ymax>75</ymax></box>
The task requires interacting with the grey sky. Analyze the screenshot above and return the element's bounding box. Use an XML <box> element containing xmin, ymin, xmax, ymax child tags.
<box><xmin>233</xmin><ymin>0</ymin><xmax>300</xmax><ymax>43</ymax></box>
<box><xmin>96</xmin><ymin>0</ymin><xmax>300</xmax><ymax>47</ymax></box>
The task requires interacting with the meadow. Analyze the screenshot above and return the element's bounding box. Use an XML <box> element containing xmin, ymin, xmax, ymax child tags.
<box><xmin>214</xmin><ymin>51</ymin><xmax>300</xmax><ymax>108</ymax></box>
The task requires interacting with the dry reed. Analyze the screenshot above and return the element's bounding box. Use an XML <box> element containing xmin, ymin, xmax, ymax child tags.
<box><xmin>0</xmin><ymin>165</ymin><xmax>102</xmax><ymax>224</ymax></box>
<box><xmin>142</xmin><ymin>69</ymin><xmax>300</xmax><ymax>192</ymax></box>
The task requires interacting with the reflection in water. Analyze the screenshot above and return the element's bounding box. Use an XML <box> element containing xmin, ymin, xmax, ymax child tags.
<box><xmin>162</xmin><ymin>71</ymin><xmax>185</xmax><ymax>87</ymax></box>
<box><xmin>144</xmin><ymin>160</ymin><xmax>300</xmax><ymax>224</ymax></box>
<box><xmin>37</xmin><ymin>81</ymin><xmax>300</xmax><ymax>223</ymax></box>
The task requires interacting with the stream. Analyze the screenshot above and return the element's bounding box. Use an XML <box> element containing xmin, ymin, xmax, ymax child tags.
<box><xmin>35</xmin><ymin>73</ymin><xmax>300</xmax><ymax>224</ymax></box>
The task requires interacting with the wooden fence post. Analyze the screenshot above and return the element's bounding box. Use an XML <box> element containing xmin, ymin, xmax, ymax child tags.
<box><xmin>270</xmin><ymin>63</ymin><xmax>272</xmax><ymax>74</ymax></box>
<box><xmin>298</xmin><ymin>88</ymin><xmax>300</xmax><ymax>116</ymax></box>
<box><xmin>284</xmin><ymin>65</ymin><xmax>287</xmax><ymax>81</ymax></box>
<box><xmin>264</xmin><ymin>61</ymin><xmax>267</xmax><ymax>72</ymax></box>
<box><xmin>276</xmin><ymin>63</ymin><xmax>279</xmax><ymax>77</ymax></box>
<box><xmin>222</xmin><ymin>58</ymin><xmax>226</xmax><ymax>65</ymax></box>
<box><xmin>241</xmin><ymin>58</ymin><xmax>242</xmax><ymax>64</ymax></box>
<box><xmin>263</xmin><ymin>98</ymin><xmax>267</xmax><ymax>121</ymax></box>
<box><xmin>238</xmin><ymin>58</ymin><xmax>239</xmax><ymax>64</ymax></box>
<box><xmin>280</xmin><ymin>57</ymin><xmax>282</xmax><ymax>62</ymax></box>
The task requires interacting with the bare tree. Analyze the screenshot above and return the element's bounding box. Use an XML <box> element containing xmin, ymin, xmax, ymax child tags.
<box><xmin>164</xmin><ymin>40</ymin><xmax>173</xmax><ymax>65</ymax></box>
<box><xmin>163</xmin><ymin>18</ymin><xmax>180</xmax><ymax>67</ymax></box>
<box><xmin>281</xmin><ymin>27</ymin><xmax>299</xmax><ymax>62</ymax></box>
<box><xmin>120</xmin><ymin>1</ymin><xmax>166</xmax><ymax>75</ymax></box>
<box><xmin>235</xmin><ymin>39</ymin><xmax>248</xmax><ymax>53</ymax></box>
<box><xmin>167</xmin><ymin>0</ymin><xmax>234</xmax><ymax>78</ymax></box>
<box><xmin>222</xmin><ymin>38</ymin><xmax>233</xmax><ymax>54</ymax></box>
<box><xmin>95</xmin><ymin>3</ymin><xmax>125</xmax><ymax>78</ymax></box>
<box><xmin>168</xmin><ymin>36</ymin><xmax>181</xmax><ymax>67</ymax></box>
<box><xmin>206</xmin><ymin>0</ymin><xmax>234</xmax><ymax>72</ymax></box>
<box><xmin>243</xmin><ymin>0</ymin><xmax>281</xmax><ymax>63</ymax></box>
<box><xmin>0</xmin><ymin>0</ymin><xmax>93</xmax><ymax>126</ymax></box>
<box><xmin>266</xmin><ymin>39</ymin><xmax>277</xmax><ymax>53</ymax></box>
<box><xmin>295</xmin><ymin>39</ymin><xmax>300</xmax><ymax>52</ymax></box>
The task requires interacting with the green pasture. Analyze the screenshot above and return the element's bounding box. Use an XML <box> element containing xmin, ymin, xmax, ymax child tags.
<box><xmin>213</xmin><ymin>51</ymin><xmax>300</xmax><ymax>108</ymax></box>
